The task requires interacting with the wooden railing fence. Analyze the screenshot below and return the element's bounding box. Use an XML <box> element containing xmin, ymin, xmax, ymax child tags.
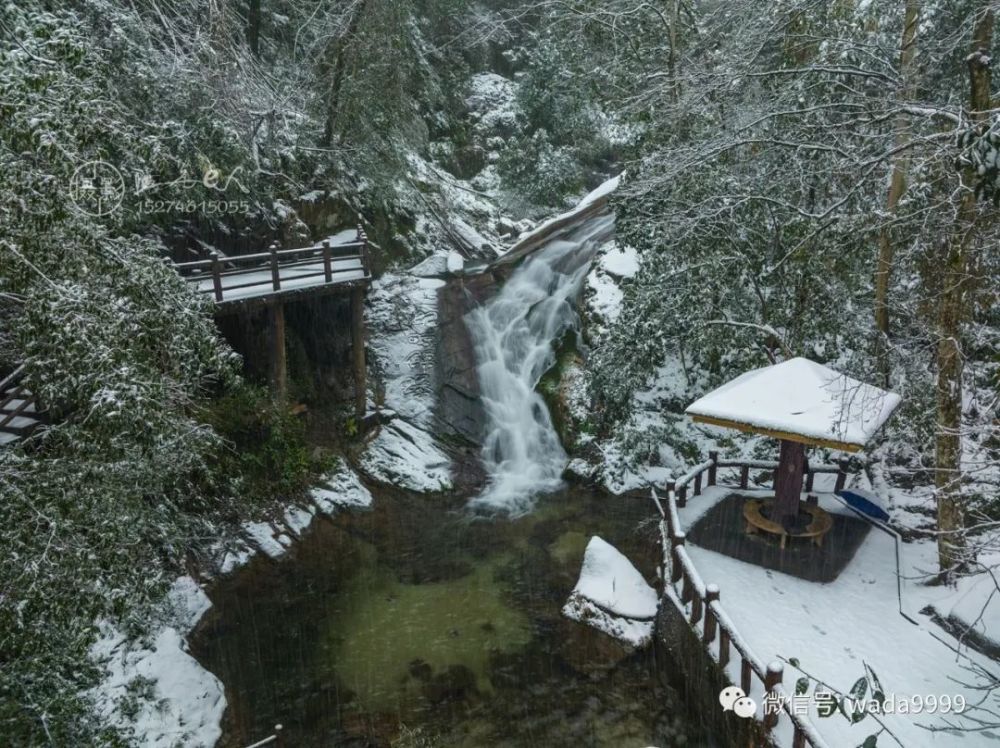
<box><xmin>654</xmin><ymin>451</ymin><xmax>851</xmax><ymax>748</ymax></box>
<box><xmin>0</xmin><ymin>365</ymin><xmax>44</xmax><ymax>439</ymax></box>
<box><xmin>174</xmin><ymin>224</ymin><xmax>370</xmax><ymax>303</ymax></box>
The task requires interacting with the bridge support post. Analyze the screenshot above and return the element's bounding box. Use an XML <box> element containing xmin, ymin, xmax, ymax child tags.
<box><xmin>268</xmin><ymin>300</ymin><xmax>287</xmax><ymax>401</ymax></box>
<box><xmin>350</xmin><ymin>287</ymin><xmax>366</xmax><ymax>419</ymax></box>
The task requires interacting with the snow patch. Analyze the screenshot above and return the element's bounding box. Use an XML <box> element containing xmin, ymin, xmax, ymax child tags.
<box><xmin>89</xmin><ymin>577</ymin><xmax>225</xmax><ymax>748</ymax></box>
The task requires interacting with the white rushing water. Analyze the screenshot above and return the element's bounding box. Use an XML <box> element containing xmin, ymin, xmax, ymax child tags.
<box><xmin>466</xmin><ymin>213</ymin><xmax>614</xmax><ymax>514</ymax></box>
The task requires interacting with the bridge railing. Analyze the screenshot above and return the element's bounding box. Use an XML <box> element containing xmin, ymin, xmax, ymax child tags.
<box><xmin>653</xmin><ymin>451</ymin><xmax>850</xmax><ymax>748</ymax></box>
<box><xmin>175</xmin><ymin>225</ymin><xmax>370</xmax><ymax>303</ymax></box>
<box><xmin>0</xmin><ymin>365</ymin><xmax>45</xmax><ymax>439</ymax></box>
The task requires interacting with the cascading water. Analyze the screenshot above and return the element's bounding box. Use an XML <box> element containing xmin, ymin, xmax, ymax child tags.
<box><xmin>466</xmin><ymin>212</ymin><xmax>614</xmax><ymax>514</ymax></box>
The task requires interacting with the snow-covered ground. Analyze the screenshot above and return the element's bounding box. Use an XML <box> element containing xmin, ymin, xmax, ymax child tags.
<box><xmin>673</xmin><ymin>484</ymin><xmax>1000</xmax><ymax>747</ymax></box>
<box><xmin>89</xmin><ymin>577</ymin><xmax>225</xmax><ymax>748</ymax></box>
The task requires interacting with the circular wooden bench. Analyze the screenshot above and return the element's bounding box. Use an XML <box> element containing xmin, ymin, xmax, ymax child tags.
<box><xmin>743</xmin><ymin>498</ymin><xmax>833</xmax><ymax>550</ymax></box>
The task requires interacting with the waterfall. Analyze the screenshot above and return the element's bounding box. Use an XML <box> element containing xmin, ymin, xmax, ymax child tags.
<box><xmin>465</xmin><ymin>212</ymin><xmax>614</xmax><ymax>514</ymax></box>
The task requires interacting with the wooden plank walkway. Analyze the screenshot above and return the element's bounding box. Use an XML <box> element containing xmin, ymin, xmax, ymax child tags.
<box><xmin>0</xmin><ymin>366</ymin><xmax>46</xmax><ymax>446</ymax></box>
<box><xmin>173</xmin><ymin>227</ymin><xmax>372</xmax><ymax>311</ymax></box>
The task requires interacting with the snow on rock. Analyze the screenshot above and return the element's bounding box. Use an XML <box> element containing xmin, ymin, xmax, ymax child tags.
<box><xmin>599</xmin><ymin>243</ymin><xmax>639</xmax><ymax>279</ymax></box>
<box><xmin>364</xmin><ymin>268</ymin><xmax>454</xmax><ymax>494</ymax></box>
<box><xmin>244</xmin><ymin>521</ymin><xmax>287</xmax><ymax>560</ymax></box>
<box><xmin>685</xmin><ymin>357</ymin><xmax>901</xmax><ymax>450</ymax></box>
<box><xmin>446</xmin><ymin>250</ymin><xmax>465</xmax><ymax>273</ymax></box>
<box><xmin>167</xmin><ymin>576</ymin><xmax>212</xmax><ymax>630</ymax></box>
<box><xmin>410</xmin><ymin>253</ymin><xmax>450</xmax><ymax>277</ymax></box>
<box><xmin>219</xmin><ymin>545</ymin><xmax>254</xmax><ymax>575</ymax></box>
<box><xmin>367</xmin><ymin>273</ymin><xmax>443</xmax><ymax>427</ymax></box>
<box><xmin>89</xmin><ymin>577</ymin><xmax>225</xmax><ymax>748</ymax></box>
<box><xmin>465</xmin><ymin>72</ymin><xmax>522</xmax><ymax>134</ymax></box>
<box><xmin>562</xmin><ymin>537</ymin><xmax>658</xmax><ymax>647</ymax></box>
<box><xmin>504</xmin><ymin>174</ymin><xmax>622</xmax><ymax>260</ymax></box>
<box><xmin>586</xmin><ymin>247</ymin><xmax>626</xmax><ymax>324</ymax></box>
<box><xmin>283</xmin><ymin>504</ymin><xmax>316</xmax><ymax>536</ymax></box>
<box><xmin>360</xmin><ymin>418</ymin><xmax>452</xmax><ymax>493</ymax></box>
<box><xmin>311</xmin><ymin>460</ymin><xmax>374</xmax><ymax>514</ymax></box>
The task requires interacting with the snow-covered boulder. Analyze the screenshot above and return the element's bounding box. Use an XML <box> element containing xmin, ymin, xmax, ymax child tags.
<box><xmin>562</xmin><ymin>536</ymin><xmax>658</xmax><ymax>647</ymax></box>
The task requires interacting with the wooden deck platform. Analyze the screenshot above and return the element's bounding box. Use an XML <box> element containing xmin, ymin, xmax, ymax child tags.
<box><xmin>174</xmin><ymin>230</ymin><xmax>372</xmax><ymax>313</ymax></box>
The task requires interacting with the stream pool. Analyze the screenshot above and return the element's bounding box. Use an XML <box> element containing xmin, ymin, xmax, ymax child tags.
<box><xmin>191</xmin><ymin>485</ymin><xmax>707</xmax><ymax>747</ymax></box>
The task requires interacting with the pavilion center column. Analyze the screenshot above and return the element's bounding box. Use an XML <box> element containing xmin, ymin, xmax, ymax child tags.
<box><xmin>772</xmin><ymin>439</ymin><xmax>806</xmax><ymax>522</ymax></box>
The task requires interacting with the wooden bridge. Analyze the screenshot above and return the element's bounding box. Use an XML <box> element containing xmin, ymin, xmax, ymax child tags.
<box><xmin>173</xmin><ymin>225</ymin><xmax>373</xmax><ymax>415</ymax></box>
<box><xmin>173</xmin><ymin>229</ymin><xmax>371</xmax><ymax>309</ymax></box>
<box><xmin>0</xmin><ymin>366</ymin><xmax>45</xmax><ymax>447</ymax></box>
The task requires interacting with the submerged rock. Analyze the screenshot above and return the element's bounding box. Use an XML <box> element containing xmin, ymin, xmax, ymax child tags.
<box><xmin>422</xmin><ymin>664</ymin><xmax>479</xmax><ymax>705</ymax></box>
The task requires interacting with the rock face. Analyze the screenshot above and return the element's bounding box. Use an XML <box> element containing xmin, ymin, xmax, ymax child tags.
<box><xmin>433</xmin><ymin>270</ymin><xmax>508</xmax><ymax>445</ymax></box>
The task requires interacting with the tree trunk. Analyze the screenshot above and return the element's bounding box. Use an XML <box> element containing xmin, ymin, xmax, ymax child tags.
<box><xmin>773</xmin><ymin>439</ymin><xmax>806</xmax><ymax>526</ymax></box>
<box><xmin>874</xmin><ymin>0</ymin><xmax>920</xmax><ymax>387</ymax></box>
<box><xmin>321</xmin><ymin>1</ymin><xmax>369</xmax><ymax>147</ymax></box>
<box><xmin>247</xmin><ymin>0</ymin><xmax>262</xmax><ymax>57</ymax></box>
<box><xmin>936</xmin><ymin>6</ymin><xmax>993</xmax><ymax>575</ymax></box>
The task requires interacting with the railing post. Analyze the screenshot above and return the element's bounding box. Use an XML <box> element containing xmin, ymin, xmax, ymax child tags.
<box><xmin>690</xmin><ymin>590</ymin><xmax>702</xmax><ymax>625</ymax></box>
<box><xmin>708</xmin><ymin>451</ymin><xmax>718</xmax><ymax>486</ymax></box>
<box><xmin>703</xmin><ymin>584</ymin><xmax>719</xmax><ymax>644</ymax></box>
<box><xmin>274</xmin><ymin>723</ymin><xmax>284</xmax><ymax>748</ymax></box>
<box><xmin>835</xmin><ymin>458</ymin><xmax>849</xmax><ymax>492</ymax></box>
<box><xmin>670</xmin><ymin>531</ymin><xmax>684</xmax><ymax>585</ymax></box>
<box><xmin>694</xmin><ymin>472</ymin><xmax>702</xmax><ymax>496</ymax></box>
<box><xmin>764</xmin><ymin>661</ymin><xmax>783</xmax><ymax>730</ymax></box>
<box><xmin>269</xmin><ymin>241</ymin><xmax>281</xmax><ymax>292</ymax></box>
<box><xmin>209</xmin><ymin>250</ymin><xmax>223</xmax><ymax>302</ymax></box>
<box><xmin>719</xmin><ymin>626</ymin><xmax>731</xmax><ymax>667</ymax></box>
<box><xmin>681</xmin><ymin>571</ymin><xmax>693</xmax><ymax>604</ymax></box>
<box><xmin>740</xmin><ymin>464</ymin><xmax>749</xmax><ymax>489</ymax></box>
<box><xmin>792</xmin><ymin>726</ymin><xmax>806</xmax><ymax>748</ymax></box>
<box><xmin>357</xmin><ymin>215</ymin><xmax>371</xmax><ymax>277</ymax></box>
<box><xmin>677</xmin><ymin>483</ymin><xmax>687</xmax><ymax>508</ymax></box>
<box><xmin>805</xmin><ymin>469</ymin><xmax>815</xmax><ymax>492</ymax></box>
<box><xmin>322</xmin><ymin>240</ymin><xmax>333</xmax><ymax>283</ymax></box>
<box><xmin>740</xmin><ymin>657</ymin><xmax>752</xmax><ymax>695</ymax></box>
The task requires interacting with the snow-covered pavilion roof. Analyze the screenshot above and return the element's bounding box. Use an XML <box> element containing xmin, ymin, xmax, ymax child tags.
<box><xmin>685</xmin><ymin>357</ymin><xmax>901</xmax><ymax>452</ymax></box>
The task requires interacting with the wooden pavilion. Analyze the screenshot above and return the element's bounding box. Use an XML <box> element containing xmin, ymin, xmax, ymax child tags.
<box><xmin>685</xmin><ymin>357</ymin><xmax>901</xmax><ymax>535</ymax></box>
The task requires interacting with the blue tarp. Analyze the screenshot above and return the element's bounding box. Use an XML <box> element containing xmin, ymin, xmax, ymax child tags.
<box><xmin>837</xmin><ymin>488</ymin><xmax>890</xmax><ymax>523</ymax></box>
